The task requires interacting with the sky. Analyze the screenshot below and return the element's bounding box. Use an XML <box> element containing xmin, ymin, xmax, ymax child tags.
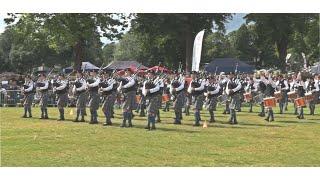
<box><xmin>0</xmin><ymin>13</ymin><xmax>246</xmax><ymax>44</ymax></box>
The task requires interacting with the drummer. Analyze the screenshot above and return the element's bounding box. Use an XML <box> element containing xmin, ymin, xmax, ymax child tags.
<box><xmin>245</xmin><ymin>77</ymin><xmax>257</xmax><ymax>113</ymax></box>
<box><xmin>289</xmin><ymin>73</ymin><xmax>299</xmax><ymax>115</ymax></box>
<box><xmin>276</xmin><ymin>74</ymin><xmax>289</xmax><ymax>114</ymax></box>
<box><xmin>264</xmin><ymin>74</ymin><xmax>277</xmax><ymax>122</ymax></box>
<box><xmin>296</xmin><ymin>73</ymin><xmax>306</xmax><ymax>119</ymax></box>
<box><xmin>306</xmin><ymin>76</ymin><xmax>319</xmax><ymax>115</ymax></box>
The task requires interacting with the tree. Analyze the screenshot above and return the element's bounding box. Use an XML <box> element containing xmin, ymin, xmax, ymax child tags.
<box><xmin>131</xmin><ymin>13</ymin><xmax>232</xmax><ymax>71</ymax></box>
<box><xmin>102</xmin><ymin>42</ymin><xmax>116</xmax><ymax>64</ymax></box>
<box><xmin>5</xmin><ymin>13</ymin><xmax>129</xmax><ymax>69</ymax></box>
<box><xmin>245</xmin><ymin>13</ymin><xmax>317</xmax><ymax>71</ymax></box>
<box><xmin>202</xmin><ymin>31</ymin><xmax>236</xmax><ymax>63</ymax></box>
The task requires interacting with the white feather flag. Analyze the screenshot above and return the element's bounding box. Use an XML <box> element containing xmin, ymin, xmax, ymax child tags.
<box><xmin>192</xmin><ymin>30</ymin><xmax>205</xmax><ymax>72</ymax></box>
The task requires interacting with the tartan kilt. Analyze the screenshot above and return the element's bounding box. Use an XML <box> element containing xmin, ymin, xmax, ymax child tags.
<box><xmin>39</xmin><ymin>91</ymin><xmax>48</xmax><ymax>108</ymax></box>
<box><xmin>23</xmin><ymin>93</ymin><xmax>34</xmax><ymax>106</ymax></box>
<box><xmin>57</xmin><ymin>93</ymin><xmax>68</xmax><ymax>108</ymax></box>
<box><xmin>229</xmin><ymin>93</ymin><xmax>240</xmax><ymax>110</ymax></box>
<box><xmin>122</xmin><ymin>90</ymin><xmax>136</xmax><ymax>111</ymax></box>
<box><xmin>208</xmin><ymin>96</ymin><xmax>217</xmax><ymax>110</ymax></box>
<box><xmin>146</xmin><ymin>95</ymin><xmax>158</xmax><ymax>115</ymax></box>
<box><xmin>88</xmin><ymin>91</ymin><xmax>100</xmax><ymax>110</ymax></box>
<box><xmin>193</xmin><ymin>94</ymin><xmax>204</xmax><ymax>110</ymax></box>
<box><xmin>76</xmin><ymin>92</ymin><xmax>87</xmax><ymax>109</ymax></box>
<box><xmin>173</xmin><ymin>91</ymin><xmax>185</xmax><ymax>110</ymax></box>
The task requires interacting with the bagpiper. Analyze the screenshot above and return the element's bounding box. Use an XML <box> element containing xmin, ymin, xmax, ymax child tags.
<box><xmin>72</xmin><ymin>70</ymin><xmax>87</xmax><ymax>122</ymax></box>
<box><xmin>99</xmin><ymin>72</ymin><xmax>117</xmax><ymax>126</ymax></box>
<box><xmin>21</xmin><ymin>75</ymin><xmax>35</xmax><ymax>118</ymax></box>
<box><xmin>204</xmin><ymin>75</ymin><xmax>221</xmax><ymax>123</ymax></box>
<box><xmin>142</xmin><ymin>70</ymin><xmax>161</xmax><ymax>130</ymax></box>
<box><xmin>36</xmin><ymin>73</ymin><xmax>49</xmax><ymax>119</ymax></box>
<box><xmin>117</xmin><ymin>68</ymin><xmax>137</xmax><ymax>128</ymax></box>
<box><xmin>52</xmin><ymin>73</ymin><xmax>69</xmax><ymax>121</ymax></box>
<box><xmin>86</xmin><ymin>69</ymin><xmax>101</xmax><ymax>124</ymax></box>
<box><xmin>170</xmin><ymin>73</ymin><xmax>185</xmax><ymax>124</ymax></box>
<box><xmin>188</xmin><ymin>71</ymin><xmax>206</xmax><ymax>126</ymax></box>
<box><xmin>226</xmin><ymin>72</ymin><xmax>242</xmax><ymax>124</ymax></box>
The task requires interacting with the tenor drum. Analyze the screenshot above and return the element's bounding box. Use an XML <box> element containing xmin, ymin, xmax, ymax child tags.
<box><xmin>162</xmin><ymin>94</ymin><xmax>170</xmax><ymax>102</ymax></box>
<box><xmin>263</xmin><ymin>97</ymin><xmax>276</xmax><ymax>108</ymax></box>
<box><xmin>243</xmin><ymin>92</ymin><xmax>252</xmax><ymax>102</ymax></box>
<box><xmin>287</xmin><ymin>91</ymin><xmax>297</xmax><ymax>99</ymax></box>
<box><xmin>274</xmin><ymin>91</ymin><xmax>282</xmax><ymax>100</ymax></box>
<box><xmin>304</xmin><ymin>92</ymin><xmax>314</xmax><ymax>102</ymax></box>
<box><xmin>294</xmin><ymin>97</ymin><xmax>306</xmax><ymax>107</ymax></box>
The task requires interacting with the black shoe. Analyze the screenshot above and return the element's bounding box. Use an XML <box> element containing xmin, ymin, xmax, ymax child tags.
<box><xmin>29</xmin><ymin>115</ymin><xmax>32</xmax><ymax>118</ymax></box>
<box><xmin>22</xmin><ymin>115</ymin><xmax>27</xmax><ymax>118</ymax></box>
<box><xmin>151</xmin><ymin>126</ymin><xmax>156</xmax><ymax>130</ymax></box>
<box><xmin>222</xmin><ymin>111</ymin><xmax>226</xmax><ymax>114</ymax></box>
<box><xmin>44</xmin><ymin>116</ymin><xmax>49</xmax><ymax>119</ymax></box>
<box><xmin>89</xmin><ymin>121</ymin><xmax>98</xmax><ymax>124</ymax></box>
<box><xmin>80</xmin><ymin>119</ymin><xmax>85</xmax><ymax>122</ymax></box>
<box><xmin>120</xmin><ymin>124</ymin><xmax>127</xmax><ymax>128</ymax></box>
<box><xmin>209</xmin><ymin>120</ymin><xmax>215</xmax><ymax>123</ymax></box>
<box><xmin>157</xmin><ymin>119</ymin><xmax>161</xmax><ymax>123</ymax></box>
<box><xmin>173</xmin><ymin>121</ymin><xmax>181</xmax><ymax>125</ymax></box>
<box><xmin>264</xmin><ymin>118</ymin><xmax>269</xmax><ymax>121</ymax></box>
<box><xmin>297</xmin><ymin>116</ymin><xmax>301</xmax><ymax>119</ymax></box>
<box><xmin>271</xmin><ymin>119</ymin><xmax>274</xmax><ymax>121</ymax></box>
<box><xmin>73</xmin><ymin>119</ymin><xmax>79</xmax><ymax>122</ymax></box>
<box><xmin>145</xmin><ymin>126</ymin><xmax>150</xmax><ymax>130</ymax></box>
<box><xmin>128</xmin><ymin>124</ymin><xmax>133</xmax><ymax>128</ymax></box>
<box><xmin>58</xmin><ymin>117</ymin><xmax>65</xmax><ymax>121</ymax></box>
<box><xmin>193</xmin><ymin>123</ymin><xmax>200</xmax><ymax>127</ymax></box>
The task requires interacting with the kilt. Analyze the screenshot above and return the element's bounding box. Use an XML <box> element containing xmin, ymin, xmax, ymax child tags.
<box><xmin>193</xmin><ymin>94</ymin><xmax>204</xmax><ymax>110</ymax></box>
<box><xmin>173</xmin><ymin>91</ymin><xmax>185</xmax><ymax>110</ymax></box>
<box><xmin>88</xmin><ymin>91</ymin><xmax>100</xmax><ymax>110</ymax></box>
<box><xmin>156</xmin><ymin>93</ymin><xmax>162</xmax><ymax>109</ymax></box>
<box><xmin>76</xmin><ymin>92</ymin><xmax>87</xmax><ymax>109</ymax></box>
<box><xmin>207</xmin><ymin>96</ymin><xmax>217</xmax><ymax>110</ymax></box>
<box><xmin>23</xmin><ymin>93</ymin><xmax>34</xmax><ymax>107</ymax></box>
<box><xmin>102</xmin><ymin>91</ymin><xmax>117</xmax><ymax>118</ymax></box>
<box><xmin>229</xmin><ymin>93</ymin><xmax>240</xmax><ymax>110</ymax></box>
<box><xmin>122</xmin><ymin>90</ymin><xmax>136</xmax><ymax>111</ymax></box>
<box><xmin>39</xmin><ymin>91</ymin><xmax>48</xmax><ymax>108</ymax></box>
<box><xmin>146</xmin><ymin>95</ymin><xmax>158</xmax><ymax>115</ymax></box>
<box><xmin>57</xmin><ymin>93</ymin><xmax>68</xmax><ymax>108</ymax></box>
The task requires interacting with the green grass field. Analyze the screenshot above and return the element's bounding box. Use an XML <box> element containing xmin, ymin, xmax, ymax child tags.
<box><xmin>1</xmin><ymin>104</ymin><xmax>320</xmax><ymax>167</ymax></box>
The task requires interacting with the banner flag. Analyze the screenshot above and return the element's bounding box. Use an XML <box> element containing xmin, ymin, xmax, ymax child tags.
<box><xmin>192</xmin><ymin>30</ymin><xmax>205</xmax><ymax>72</ymax></box>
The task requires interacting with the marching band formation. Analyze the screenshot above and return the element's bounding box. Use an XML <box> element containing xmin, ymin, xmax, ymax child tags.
<box><xmin>20</xmin><ymin>68</ymin><xmax>320</xmax><ymax>130</ymax></box>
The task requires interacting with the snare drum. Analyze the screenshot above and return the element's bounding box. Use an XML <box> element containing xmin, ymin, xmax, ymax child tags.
<box><xmin>287</xmin><ymin>91</ymin><xmax>297</xmax><ymax>99</ymax></box>
<box><xmin>294</xmin><ymin>97</ymin><xmax>306</xmax><ymax>107</ymax></box>
<box><xmin>263</xmin><ymin>97</ymin><xmax>276</xmax><ymax>108</ymax></box>
<box><xmin>304</xmin><ymin>92</ymin><xmax>314</xmax><ymax>102</ymax></box>
<box><xmin>135</xmin><ymin>95</ymin><xmax>141</xmax><ymax>103</ymax></box>
<box><xmin>162</xmin><ymin>94</ymin><xmax>170</xmax><ymax>102</ymax></box>
<box><xmin>274</xmin><ymin>91</ymin><xmax>282</xmax><ymax>100</ymax></box>
<box><xmin>243</xmin><ymin>92</ymin><xmax>252</xmax><ymax>102</ymax></box>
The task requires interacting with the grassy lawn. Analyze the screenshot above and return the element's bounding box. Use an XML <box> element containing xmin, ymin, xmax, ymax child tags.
<box><xmin>1</xmin><ymin>104</ymin><xmax>320</xmax><ymax>167</ymax></box>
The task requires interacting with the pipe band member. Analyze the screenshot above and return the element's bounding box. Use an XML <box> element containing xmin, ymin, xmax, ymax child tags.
<box><xmin>21</xmin><ymin>75</ymin><xmax>35</xmax><ymax>118</ymax></box>
<box><xmin>205</xmin><ymin>75</ymin><xmax>220</xmax><ymax>123</ymax></box>
<box><xmin>264</xmin><ymin>75</ymin><xmax>276</xmax><ymax>122</ymax></box>
<box><xmin>296</xmin><ymin>72</ymin><xmax>306</xmax><ymax>119</ymax></box>
<box><xmin>118</xmin><ymin>68</ymin><xmax>137</xmax><ymax>128</ymax></box>
<box><xmin>226</xmin><ymin>72</ymin><xmax>242</xmax><ymax>125</ymax></box>
<box><xmin>306</xmin><ymin>76</ymin><xmax>319</xmax><ymax>115</ymax></box>
<box><xmin>53</xmin><ymin>73</ymin><xmax>69</xmax><ymax>121</ymax></box>
<box><xmin>99</xmin><ymin>72</ymin><xmax>117</xmax><ymax>126</ymax></box>
<box><xmin>72</xmin><ymin>70</ymin><xmax>87</xmax><ymax>122</ymax></box>
<box><xmin>142</xmin><ymin>70</ymin><xmax>161</xmax><ymax>130</ymax></box>
<box><xmin>87</xmin><ymin>69</ymin><xmax>101</xmax><ymax>124</ymax></box>
<box><xmin>170</xmin><ymin>73</ymin><xmax>185</xmax><ymax>124</ymax></box>
<box><xmin>37</xmin><ymin>73</ymin><xmax>49</xmax><ymax>119</ymax></box>
<box><xmin>276</xmin><ymin>74</ymin><xmax>289</xmax><ymax>114</ymax></box>
<box><xmin>188</xmin><ymin>71</ymin><xmax>205</xmax><ymax>126</ymax></box>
